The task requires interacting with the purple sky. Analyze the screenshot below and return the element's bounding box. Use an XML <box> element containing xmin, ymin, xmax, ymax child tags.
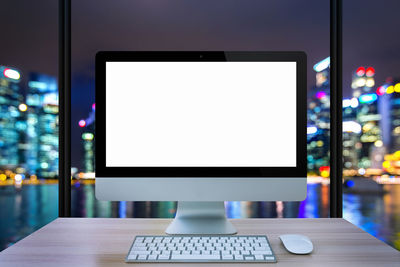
<box><xmin>1</xmin><ymin>0</ymin><xmax>400</xmax><ymax>168</ymax></box>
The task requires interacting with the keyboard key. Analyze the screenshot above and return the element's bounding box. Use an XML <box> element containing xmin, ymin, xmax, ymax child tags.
<box><xmin>127</xmin><ymin>254</ymin><xmax>137</xmax><ymax>260</ymax></box>
<box><xmin>158</xmin><ymin>255</ymin><xmax>170</xmax><ymax>260</ymax></box>
<box><xmin>148</xmin><ymin>255</ymin><xmax>157</xmax><ymax>260</ymax></box>
<box><xmin>234</xmin><ymin>255</ymin><xmax>244</xmax><ymax>260</ymax></box>
<box><xmin>132</xmin><ymin>251</ymin><xmax>150</xmax><ymax>255</ymax></box>
<box><xmin>132</xmin><ymin>246</ymin><xmax>147</xmax><ymax>251</ymax></box>
<box><xmin>171</xmin><ymin>254</ymin><xmax>221</xmax><ymax>260</ymax></box>
<box><xmin>133</xmin><ymin>242</ymin><xmax>146</xmax><ymax>247</ymax></box>
<box><xmin>255</xmin><ymin>254</ymin><xmax>264</xmax><ymax>260</ymax></box>
<box><xmin>137</xmin><ymin>255</ymin><xmax>147</xmax><ymax>260</ymax></box>
<box><xmin>222</xmin><ymin>255</ymin><xmax>233</xmax><ymax>260</ymax></box>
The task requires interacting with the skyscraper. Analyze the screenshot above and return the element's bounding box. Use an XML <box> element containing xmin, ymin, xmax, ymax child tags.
<box><xmin>385</xmin><ymin>79</ymin><xmax>400</xmax><ymax>152</ymax></box>
<box><xmin>79</xmin><ymin>103</ymin><xmax>95</xmax><ymax>174</ymax></box>
<box><xmin>375</xmin><ymin>78</ymin><xmax>400</xmax><ymax>175</ymax></box>
<box><xmin>342</xmin><ymin>97</ymin><xmax>361</xmax><ymax>173</ymax></box>
<box><xmin>307</xmin><ymin>57</ymin><xmax>330</xmax><ymax>175</ymax></box>
<box><xmin>0</xmin><ymin>66</ymin><xmax>25</xmax><ymax>169</ymax></box>
<box><xmin>25</xmin><ymin>73</ymin><xmax>58</xmax><ymax>178</ymax></box>
<box><xmin>351</xmin><ymin>67</ymin><xmax>382</xmax><ymax>170</ymax></box>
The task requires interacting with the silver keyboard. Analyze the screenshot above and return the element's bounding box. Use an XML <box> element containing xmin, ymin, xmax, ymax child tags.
<box><xmin>126</xmin><ymin>235</ymin><xmax>276</xmax><ymax>263</ymax></box>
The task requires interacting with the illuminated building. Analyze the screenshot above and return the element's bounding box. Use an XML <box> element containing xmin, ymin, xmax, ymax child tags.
<box><xmin>79</xmin><ymin>103</ymin><xmax>95</xmax><ymax>173</ymax></box>
<box><xmin>352</xmin><ymin>67</ymin><xmax>382</xmax><ymax>170</ymax></box>
<box><xmin>351</xmin><ymin>67</ymin><xmax>376</xmax><ymax>97</ymax></box>
<box><xmin>385</xmin><ymin>79</ymin><xmax>400</xmax><ymax>152</ymax></box>
<box><xmin>0</xmin><ymin>66</ymin><xmax>25</xmax><ymax>169</ymax></box>
<box><xmin>307</xmin><ymin>57</ymin><xmax>330</xmax><ymax>174</ymax></box>
<box><xmin>26</xmin><ymin>73</ymin><xmax>58</xmax><ymax>178</ymax></box>
<box><xmin>342</xmin><ymin>98</ymin><xmax>361</xmax><ymax>172</ymax></box>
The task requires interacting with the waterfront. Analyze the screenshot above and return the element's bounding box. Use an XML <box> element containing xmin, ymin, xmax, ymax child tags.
<box><xmin>0</xmin><ymin>182</ymin><xmax>399</xmax><ymax>251</ymax></box>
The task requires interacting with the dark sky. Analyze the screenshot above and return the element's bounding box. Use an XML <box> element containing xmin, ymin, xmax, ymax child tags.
<box><xmin>1</xmin><ymin>0</ymin><xmax>400</xmax><ymax>168</ymax></box>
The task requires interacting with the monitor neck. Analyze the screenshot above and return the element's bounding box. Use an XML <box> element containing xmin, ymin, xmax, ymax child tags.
<box><xmin>165</xmin><ymin>201</ymin><xmax>237</xmax><ymax>235</ymax></box>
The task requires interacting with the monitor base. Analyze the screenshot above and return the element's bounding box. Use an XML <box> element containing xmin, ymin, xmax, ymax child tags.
<box><xmin>165</xmin><ymin>201</ymin><xmax>237</xmax><ymax>235</ymax></box>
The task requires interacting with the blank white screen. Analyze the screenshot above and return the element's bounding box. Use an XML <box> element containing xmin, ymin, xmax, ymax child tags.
<box><xmin>106</xmin><ymin>62</ymin><xmax>296</xmax><ymax>167</ymax></box>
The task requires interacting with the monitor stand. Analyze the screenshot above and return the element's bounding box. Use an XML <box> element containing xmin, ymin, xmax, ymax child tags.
<box><xmin>165</xmin><ymin>201</ymin><xmax>237</xmax><ymax>235</ymax></box>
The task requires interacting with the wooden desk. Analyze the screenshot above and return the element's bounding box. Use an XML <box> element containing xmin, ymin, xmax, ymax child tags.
<box><xmin>0</xmin><ymin>218</ymin><xmax>398</xmax><ymax>266</ymax></box>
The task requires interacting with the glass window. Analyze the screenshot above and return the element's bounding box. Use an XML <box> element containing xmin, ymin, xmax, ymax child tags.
<box><xmin>71</xmin><ymin>0</ymin><xmax>330</xmax><ymax>219</ymax></box>
<box><xmin>343</xmin><ymin>0</ymin><xmax>400</xmax><ymax>250</ymax></box>
<box><xmin>0</xmin><ymin>0</ymin><xmax>58</xmax><ymax>251</ymax></box>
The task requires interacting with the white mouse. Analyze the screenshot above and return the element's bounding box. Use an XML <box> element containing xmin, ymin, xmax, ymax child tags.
<box><xmin>279</xmin><ymin>234</ymin><xmax>314</xmax><ymax>254</ymax></box>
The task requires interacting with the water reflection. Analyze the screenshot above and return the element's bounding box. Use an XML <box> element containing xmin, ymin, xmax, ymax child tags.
<box><xmin>0</xmin><ymin>185</ymin><xmax>58</xmax><ymax>250</ymax></box>
<box><xmin>70</xmin><ymin>184</ymin><xmax>328</xmax><ymax>219</ymax></box>
<box><xmin>1</xmin><ymin>183</ymin><xmax>399</xmax><ymax>252</ymax></box>
<box><xmin>343</xmin><ymin>184</ymin><xmax>400</xmax><ymax>250</ymax></box>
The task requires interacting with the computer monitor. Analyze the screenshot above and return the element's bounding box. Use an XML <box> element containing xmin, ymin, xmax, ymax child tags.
<box><xmin>95</xmin><ymin>51</ymin><xmax>307</xmax><ymax>235</ymax></box>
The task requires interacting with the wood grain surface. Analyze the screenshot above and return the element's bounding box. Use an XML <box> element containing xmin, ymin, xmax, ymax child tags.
<box><xmin>0</xmin><ymin>218</ymin><xmax>399</xmax><ymax>266</ymax></box>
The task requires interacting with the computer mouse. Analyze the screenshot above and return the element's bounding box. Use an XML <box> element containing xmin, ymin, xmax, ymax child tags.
<box><xmin>279</xmin><ymin>234</ymin><xmax>314</xmax><ymax>255</ymax></box>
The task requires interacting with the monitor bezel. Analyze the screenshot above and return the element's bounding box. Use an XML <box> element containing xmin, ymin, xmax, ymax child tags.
<box><xmin>95</xmin><ymin>51</ymin><xmax>307</xmax><ymax>177</ymax></box>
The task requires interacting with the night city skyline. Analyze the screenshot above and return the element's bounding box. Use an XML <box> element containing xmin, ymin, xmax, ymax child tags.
<box><xmin>1</xmin><ymin>0</ymin><xmax>400</xmax><ymax>166</ymax></box>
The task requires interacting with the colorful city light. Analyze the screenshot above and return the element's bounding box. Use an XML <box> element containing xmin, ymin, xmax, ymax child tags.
<box><xmin>359</xmin><ymin>93</ymin><xmax>377</xmax><ymax>104</ymax></box>
<box><xmin>366</xmin><ymin>78</ymin><xmax>375</xmax><ymax>87</ymax></box>
<box><xmin>14</xmin><ymin>174</ymin><xmax>23</xmax><ymax>182</ymax></box>
<box><xmin>382</xmin><ymin>160</ymin><xmax>390</xmax><ymax>169</ymax></box>
<box><xmin>307</xmin><ymin>126</ymin><xmax>318</xmax><ymax>135</ymax></box>
<box><xmin>345</xmin><ymin>180</ymin><xmax>355</xmax><ymax>188</ymax></box>
<box><xmin>376</xmin><ymin>86</ymin><xmax>386</xmax><ymax>96</ymax></box>
<box><xmin>343</xmin><ymin>121</ymin><xmax>362</xmax><ymax>134</ymax></box>
<box><xmin>3</xmin><ymin>68</ymin><xmax>21</xmax><ymax>80</ymax></box>
<box><xmin>375</xmin><ymin>140</ymin><xmax>383</xmax><ymax>147</ymax></box>
<box><xmin>386</xmin><ymin>85</ymin><xmax>394</xmax><ymax>94</ymax></box>
<box><xmin>78</xmin><ymin>120</ymin><xmax>86</xmax><ymax>127</ymax></box>
<box><xmin>350</xmin><ymin>98</ymin><xmax>359</xmax><ymax>108</ymax></box>
<box><xmin>82</xmin><ymin>132</ymin><xmax>94</xmax><ymax>141</ymax></box>
<box><xmin>18</xmin><ymin>103</ymin><xmax>28</xmax><ymax>112</ymax></box>
<box><xmin>365</xmin><ymin>67</ymin><xmax>375</xmax><ymax>77</ymax></box>
<box><xmin>356</xmin><ymin>78</ymin><xmax>366</xmax><ymax>87</ymax></box>
<box><xmin>316</xmin><ymin>91</ymin><xmax>327</xmax><ymax>99</ymax></box>
<box><xmin>394</xmin><ymin>83</ymin><xmax>400</xmax><ymax>93</ymax></box>
<box><xmin>343</xmin><ymin>98</ymin><xmax>359</xmax><ymax>108</ymax></box>
<box><xmin>313</xmin><ymin>57</ymin><xmax>330</xmax><ymax>72</ymax></box>
<box><xmin>28</xmin><ymin>81</ymin><xmax>47</xmax><ymax>90</ymax></box>
<box><xmin>319</xmin><ymin>166</ymin><xmax>330</xmax><ymax>178</ymax></box>
<box><xmin>343</xmin><ymin>99</ymin><xmax>351</xmax><ymax>108</ymax></box>
<box><xmin>92</xmin><ymin>103</ymin><xmax>96</xmax><ymax>111</ymax></box>
<box><xmin>356</xmin><ymin>67</ymin><xmax>365</xmax><ymax>76</ymax></box>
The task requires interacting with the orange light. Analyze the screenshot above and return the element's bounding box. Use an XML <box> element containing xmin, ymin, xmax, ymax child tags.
<box><xmin>366</xmin><ymin>67</ymin><xmax>375</xmax><ymax>77</ymax></box>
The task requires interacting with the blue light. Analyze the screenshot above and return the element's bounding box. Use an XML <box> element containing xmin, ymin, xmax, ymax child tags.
<box><xmin>345</xmin><ymin>180</ymin><xmax>355</xmax><ymax>188</ymax></box>
<box><xmin>359</xmin><ymin>93</ymin><xmax>377</xmax><ymax>104</ymax></box>
<box><xmin>313</xmin><ymin>57</ymin><xmax>330</xmax><ymax>72</ymax></box>
<box><xmin>28</xmin><ymin>81</ymin><xmax>48</xmax><ymax>90</ymax></box>
<box><xmin>119</xmin><ymin>201</ymin><xmax>127</xmax><ymax>218</ymax></box>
